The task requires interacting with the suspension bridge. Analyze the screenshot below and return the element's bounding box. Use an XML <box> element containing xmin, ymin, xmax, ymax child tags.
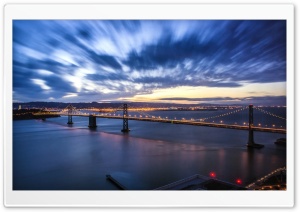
<box><xmin>35</xmin><ymin>104</ymin><xmax>287</xmax><ymax>148</ymax></box>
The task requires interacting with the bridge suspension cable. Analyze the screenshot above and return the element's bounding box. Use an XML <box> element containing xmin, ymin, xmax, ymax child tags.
<box><xmin>253</xmin><ymin>107</ymin><xmax>286</xmax><ymax>121</ymax></box>
<box><xmin>127</xmin><ymin>106</ymin><xmax>250</xmax><ymax>124</ymax></box>
<box><xmin>200</xmin><ymin>106</ymin><xmax>248</xmax><ymax>122</ymax></box>
<box><xmin>134</xmin><ymin>110</ymin><xmax>158</xmax><ymax>119</ymax></box>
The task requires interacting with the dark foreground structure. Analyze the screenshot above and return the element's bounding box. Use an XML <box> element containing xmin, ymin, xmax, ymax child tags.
<box><xmin>106</xmin><ymin>167</ymin><xmax>286</xmax><ymax>190</ymax></box>
<box><xmin>106</xmin><ymin>174</ymin><xmax>247</xmax><ymax>190</ymax></box>
<box><xmin>154</xmin><ymin>174</ymin><xmax>247</xmax><ymax>190</ymax></box>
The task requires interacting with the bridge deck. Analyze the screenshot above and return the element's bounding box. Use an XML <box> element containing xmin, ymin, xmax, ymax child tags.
<box><xmin>35</xmin><ymin>113</ymin><xmax>286</xmax><ymax>134</ymax></box>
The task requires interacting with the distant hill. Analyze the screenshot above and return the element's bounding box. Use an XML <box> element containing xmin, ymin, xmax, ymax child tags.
<box><xmin>13</xmin><ymin>101</ymin><xmax>247</xmax><ymax>109</ymax></box>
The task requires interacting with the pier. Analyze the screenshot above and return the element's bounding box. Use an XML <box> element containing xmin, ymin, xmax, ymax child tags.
<box><xmin>106</xmin><ymin>174</ymin><xmax>127</xmax><ymax>190</ymax></box>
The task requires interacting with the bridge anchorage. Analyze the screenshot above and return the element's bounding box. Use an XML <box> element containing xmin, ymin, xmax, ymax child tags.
<box><xmin>247</xmin><ymin>105</ymin><xmax>264</xmax><ymax>149</ymax></box>
<box><xmin>121</xmin><ymin>103</ymin><xmax>130</xmax><ymax>133</ymax></box>
<box><xmin>66</xmin><ymin>104</ymin><xmax>74</xmax><ymax>125</ymax></box>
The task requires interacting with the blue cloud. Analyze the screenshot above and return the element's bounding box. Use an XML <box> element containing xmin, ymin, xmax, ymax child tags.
<box><xmin>13</xmin><ymin>20</ymin><xmax>286</xmax><ymax>103</ymax></box>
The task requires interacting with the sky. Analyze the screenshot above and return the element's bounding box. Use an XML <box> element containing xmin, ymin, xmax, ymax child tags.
<box><xmin>13</xmin><ymin>20</ymin><xmax>286</xmax><ymax>105</ymax></box>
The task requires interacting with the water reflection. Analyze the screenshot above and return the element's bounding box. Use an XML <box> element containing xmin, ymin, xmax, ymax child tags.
<box><xmin>13</xmin><ymin>110</ymin><xmax>286</xmax><ymax>190</ymax></box>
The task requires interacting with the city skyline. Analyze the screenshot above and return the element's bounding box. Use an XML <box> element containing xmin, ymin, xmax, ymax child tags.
<box><xmin>13</xmin><ymin>20</ymin><xmax>286</xmax><ymax>105</ymax></box>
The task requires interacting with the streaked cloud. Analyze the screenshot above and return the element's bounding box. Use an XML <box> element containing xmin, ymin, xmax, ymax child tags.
<box><xmin>62</xmin><ymin>93</ymin><xmax>78</xmax><ymax>98</ymax></box>
<box><xmin>31</xmin><ymin>79</ymin><xmax>51</xmax><ymax>90</ymax></box>
<box><xmin>13</xmin><ymin>20</ymin><xmax>286</xmax><ymax>105</ymax></box>
<box><xmin>159</xmin><ymin>96</ymin><xmax>286</xmax><ymax>105</ymax></box>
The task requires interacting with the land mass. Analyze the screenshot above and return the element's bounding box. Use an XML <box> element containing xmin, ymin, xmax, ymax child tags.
<box><xmin>13</xmin><ymin>109</ymin><xmax>60</xmax><ymax>120</ymax></box>
<box><xmin>13</xmin><ymin>101</ymin><xmax>284</xmax><ymax>110</ymax></box>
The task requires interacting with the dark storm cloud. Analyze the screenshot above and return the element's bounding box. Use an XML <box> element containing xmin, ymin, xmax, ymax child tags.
<box><xmin>13</xmin><ymin>20</ymin><xmax>286</xmax><ymax>103</ymax></box>
<box><xmin>27</xmin><ymin>59</ymin><xmax>76</xmax><ymax>73</ymax></box>
<box><xmin>61</xmin><ymin>30</ymin><xmax>123</xmax><ymax>69</ymax></box>
<box><xmin>85</xmin><ymin>72</ymin><xmax>127</xmax><ymax>81</ymax></box>
<box><xmin>133</xmin><ymin>76</ymin><xmax>241</xmax><ymax>88</ymax></box>
<box><xmin>13</xmin><ymin>62</ymin><xmax>76</xmax><ymax>100</ymax></box>
<box><xmin>123</xmin><ymin>20</ymin><xmax>286</xmax><ymax>86</ymax></box>
<box><xmin>123</xmin><ymin>34</ymin><xmax>215</xmax><ymax>69</ymax></box>
<box><xmin>41</xmin><ymin>75</ymin><xmax>77</xmax><ymax>93</ymax></box>
<box><xmin>78</xmin><ymin>28</ymin><xmax>92</xmax><ymax>39</ymax></box>
<box><xmin>87</xmin><ymin>51</ymin><xmax>122</xmax><ymax>70</ymax></box>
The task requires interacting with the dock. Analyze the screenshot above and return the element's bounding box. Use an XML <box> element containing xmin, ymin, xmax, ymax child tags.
<box><xmin>154</xmin><ymin>174</ymin><xmax>247</xmax><ymax>190</ymax></box>
<box><xmin>106</xmin><ymin>174</ymin><xmax>127</xmax><ymax>190</ymax></box>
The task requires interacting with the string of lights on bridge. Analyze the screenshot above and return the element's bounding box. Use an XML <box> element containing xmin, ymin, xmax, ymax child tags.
<box><xmin>200</xmin><ymin>106</ymin><xmax>249</xmax><ymax>121</ymax></box>
<box><xmin>253</xmin><ymin>107</ymin><xmax>287</xmax><ymax>120</ymax></box>
<box><xmin>41</xmin><ymin>104</ymin><xmax>286</xmax><ymax>129</ymax></box>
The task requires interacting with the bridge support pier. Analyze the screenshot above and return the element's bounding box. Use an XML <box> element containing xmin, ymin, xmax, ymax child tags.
<box><xmin>121</xmin><ymin>103</ymin><xmax>130</xmax><ymax>133</ymax></box>
<box><xmin>67</xmin><ymin>104</ymin><xmax>74</xmax><ymax>125</ymax></box>
<box><xmin>247</xmin><ymin>104</ymin><xmax>264</xmax><ymax>148</ymax></box>
<box><xmin>88</xmin><ymin>115</ymin><xmax>97</xmax><ymax>128</ymax></box>
<box><xmin>67</xmin><ymin>115</ymin><xmax>73</xmax><ymax>125</ymax></box>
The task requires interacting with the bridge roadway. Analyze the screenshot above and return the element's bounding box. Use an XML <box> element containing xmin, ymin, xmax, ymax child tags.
<box><xmin>36</xmin><ymin>113</ymin><xmax>286</xmax><ymax>134</ymax></box>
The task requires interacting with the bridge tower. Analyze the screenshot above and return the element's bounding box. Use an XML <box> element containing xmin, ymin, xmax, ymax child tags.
<box><xmin>67</xmin><ymin>104</ymin><xmax>74</xmax><ymax>125</ymax></box>
<box><xmin>247</xmin><ymin>104</ymin><xmax>264</xmax><ymax>148</ymax></box>
<box><xmin>121</xmin><ymin>103</ymin><xmax>130</xmax><ymax>132</ymax></box>
<box><xmin>247</xmin><ymin>105</ymin><xmax>254</xmax><ymax>146</ymax></box>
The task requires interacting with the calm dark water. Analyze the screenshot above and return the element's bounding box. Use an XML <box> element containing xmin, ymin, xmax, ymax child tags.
<box><xmin>13</xmin><ymin>108</ymin><xmax>286</xmax><ymax>190</ymax></box>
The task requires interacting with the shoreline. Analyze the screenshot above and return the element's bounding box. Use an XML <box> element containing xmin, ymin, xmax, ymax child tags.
<box><xmin>13</xmin><ymin>114</ymin><xmax>61</xmax><ymax>120</ymax></box>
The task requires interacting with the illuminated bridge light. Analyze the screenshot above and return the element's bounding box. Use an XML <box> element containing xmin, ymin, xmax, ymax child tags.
<box><xmin>236</xmin><ymin>179</ymin><xmax>242</xmax><ymax>185</ymax></box>
<box><xmin>209</xmin><ymin>172</ymin><xmax>216</xmax><ymax>178</ymax></box>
